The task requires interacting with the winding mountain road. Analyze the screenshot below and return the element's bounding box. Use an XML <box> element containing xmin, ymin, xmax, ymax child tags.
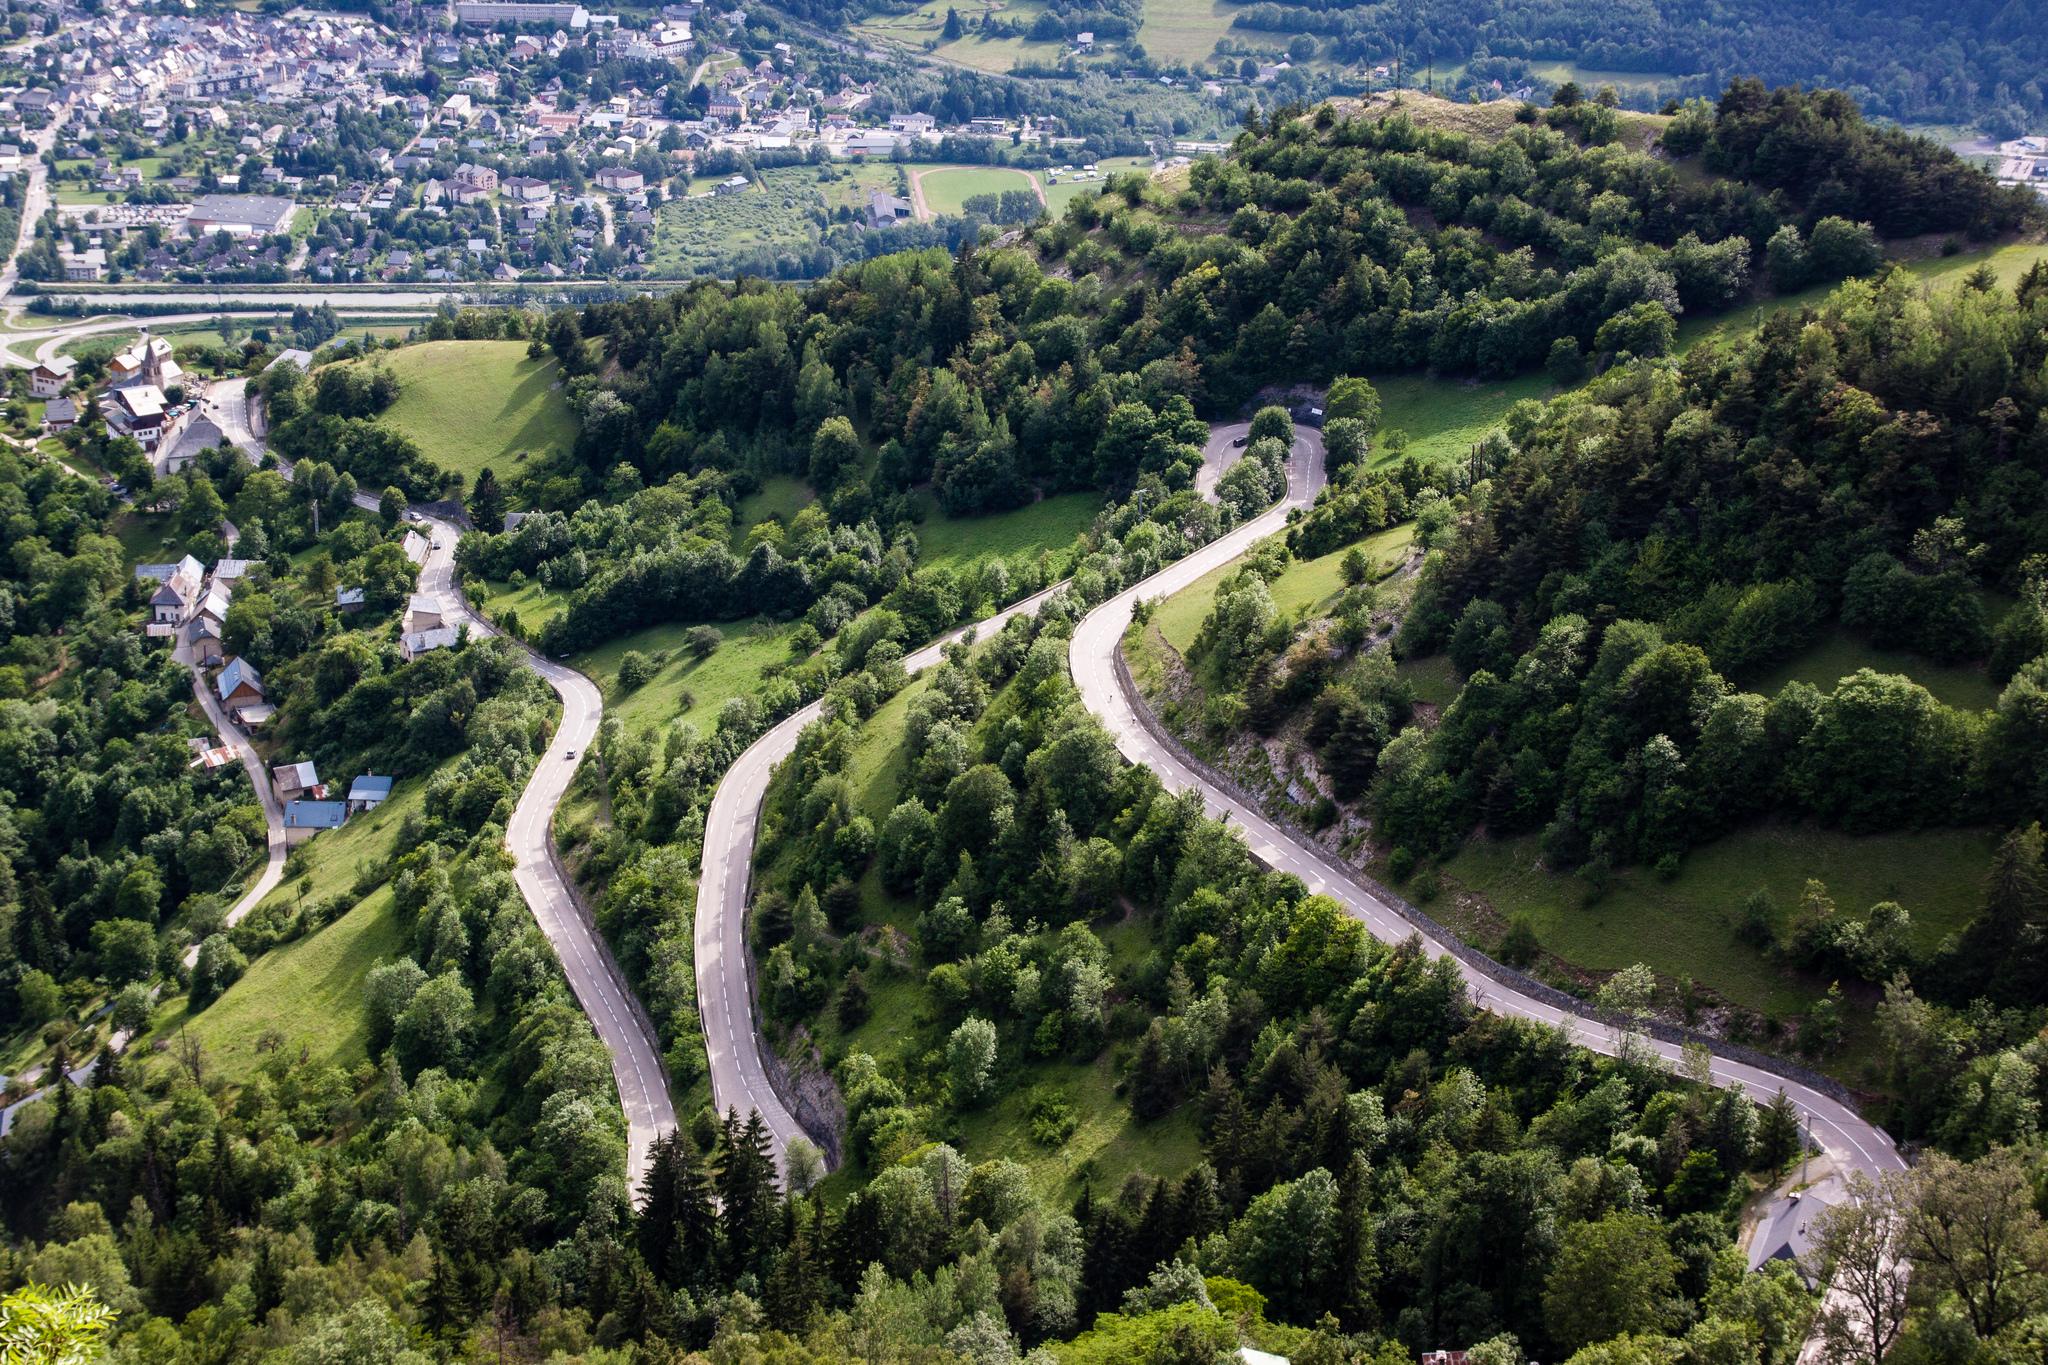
<box><xmin>1075</xmin><ymin>427</ymin><xmax>1905</xmax><ymax>1170</ymax></box>
<box><xmin>699</xmin><ymin>419</ymin><xmax>1908</xmax><ymax>1253</ymax></box>
<box><xmin>693</xmin><ymin>428</ymin><xmax>1274</xmax><ymax>1174</ymax></box>
<box><xmin>206</xmin><ymin>380</ymin><xmax>677</xmax><ymax>1199</ymax></box>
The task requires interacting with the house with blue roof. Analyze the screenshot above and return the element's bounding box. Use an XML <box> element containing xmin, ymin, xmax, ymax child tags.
<box><xmin>216</xmin><ymin>657</ymin><xmax>264</xmax><ymax>707</ymax></box>
<box><xmin>347</xmin><ymin>775</ymin><xmax>394</xmax><ymax>813</ymax></box>
<box><xmin>282</xmin><ymin>799</ymin><xmax>349</xmax><ymax>844</ymax></box>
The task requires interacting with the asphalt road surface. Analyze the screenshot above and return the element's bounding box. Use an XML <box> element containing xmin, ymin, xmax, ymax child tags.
<box><xmin>175</xmin><ymin>657</ymin><xmax>287</xmax><ymax>969</ymax></box>
<box><xmin>200</xmin><ymin>380</ymin><xmax>678</xmax><ymax>1201</ymax></box>
<box><xmin>1067</xmin><ymin>425</ymin><xmax>1908</xmax><ymax>1358</ymax></box>
<box><xmin>692</xmin><ymin>427</ymin><xmax>1287</xmax><ymax>1178</ymax></box>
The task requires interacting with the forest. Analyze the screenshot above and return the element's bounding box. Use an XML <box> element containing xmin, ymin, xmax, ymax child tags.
<box><xmin>440</xmin><ymin>84</ymin><xmax>2031</xmax><ymax>677</ymax></box>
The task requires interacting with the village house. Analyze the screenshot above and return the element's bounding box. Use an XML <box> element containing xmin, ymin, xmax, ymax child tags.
<box><xmin>186</xmin><ymin>612</ymin><xmax>225</xmax><ymax>667</ymax></box>
<box><xmin>336</xmin><ymin>586</ymin><xmax>366</xmax><ymax>612</ymax></box>
<box><xmin>107</xmin><ymin>384</ymin><xmax>169</xmax><ymax>450</ymax></box>
<box><xmin>139</xmin><ymin>555</ymin><xmax>204</xmax><ymax>634</ymax></box>
<box><xmin>29</xmin><ymin>355</ymin><xmax>75</xmax><ymax>398</ymax></box>
<box><xmin>402</xmin><ymin>624</ymin><xmax>460</xmax><ymax>660</ymax></box>
<box><xmin>59</xmin><ymin>248</ymin><xmax>106</xmax><ymax>281</ymax></box>
<box><xmin>215</xmin><ymin>656</ymin><xmax>265</xmax><ymax>709</ymax></box>
<box><xmin>283</xmin><ymin>799</ymin><xmax>348</xmax><ymax>843</ymax></box>
<box><xmin>347</xmin><ymin>774</ymin><xmax>394</xmax><ymax>813</ymax></box>
<box><xmin>595</xmin><ymin>164</ymin><xmax>644</xmax><ymax>192</ymax></box>
<box><xmin>888</xmin><ymin>111</ymin><xmax>936</xmax><ymax>136</ymax></box>
<box><xmin>42</xmin><ymin>397</ymin><xmax>77</xmax><ymax>433</ymax></box>
<box><xmin>160</xmin><ymin>414</ymin><xmax>225</xmax><ymax>475</ymax></box>
<box><xmin>502</xmin><ymin>174</ymin><xmax>553</xmax><ymax>203</ymax></box>
<box><xmin>406</xmin><ymin>593</ymin><xmax>444</xmax><ymax>632</ymax></box>
<box><xmin>450</xmin><ymin>162</ymin><xmax>499</xmax><ymax>203</ymax></box>
<box><xmin>271</xmin><ymin>759</ymin><xmax>323</xmax><ymax>804</ymax></box>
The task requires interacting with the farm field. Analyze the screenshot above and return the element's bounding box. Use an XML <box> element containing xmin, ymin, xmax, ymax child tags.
<box><xmin>650</xmin><ymin>162</ymin><xmax>915</xmax><ymax>275</ymax></box>
<box><xmin>652</xmin><ymin>175</ymin><xmax>812</xmax><ymax>275</ymax></box>
<box><xmin>1136</xmin><ymin>0</ymin><xmax>1234</xmax><ymax>65</ymax></box>
<box><xmin>855</xmin><ymin>0</ymin><xmax>1067</xmax><ymax>72</ymax></box>
<box><xmin>364</xmin><ymin>339</ymin><xmax>578</xmax><ymax>497</ymax></box>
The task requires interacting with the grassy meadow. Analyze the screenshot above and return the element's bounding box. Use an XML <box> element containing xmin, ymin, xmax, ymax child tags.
<box><xmin>366</xmin><ymin>340</ymin><xmax>578</xmax><ymax>496</ymax></box>
<box><xmin>146</xmin><ymin>779</ymin><xmax>430</xmax><ymax>1081</ymax></box>
<box><xmin>1439</xmin><ymin>824</ymin><xmax>1997</xmax><ymax>1029</ymax></box>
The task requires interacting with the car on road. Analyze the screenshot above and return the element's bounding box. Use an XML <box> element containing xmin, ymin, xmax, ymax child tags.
<box><xmin>565</xmin><ymin>749</ymin><xmax>576</xmax><ymax>760</ymax></box>
<box><xmin>1230</xmin><ymin>435</ymin><xmax>1246</xmax><ymax>447</ymax></box>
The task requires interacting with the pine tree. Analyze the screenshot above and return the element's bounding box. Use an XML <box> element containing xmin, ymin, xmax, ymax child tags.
<box><xmin>764</xmin><ymin>1200</ymin><xmax>830</xmax><ymax>1332</ymax></box>
<box><xmin>1332</xmin><ymin>1152</ymin><xmax>1380</xmax><ymax>1330</ymax></box>
<box><xmin>1170</xmin><ymin>1164</ymin><xmax>1225</xmax><ymax>1251</ymax></box>
<box><xmin>837</xmin><ymin>967</ymin><xmax>871</xmax><ymax>1031</ymax></box>
<box><xmin>1128</xmin><ymin>1021</ymin><xmax>1177</xmax><ymax>1119</ymax></box>
<box><xmin>1757</xmin><ymin>1089</ymin><xmax>1803</xmax><ymax>1171</ymax></box>
<box><xmin>636</xmin><ymin>1130</ymin><xmax>686</xmax><ymax>1282</ymax></box>
<box><xmin>673</xmin><ymin>1136</ymin><xmax>719</xmax><ymax>1290</ymax></box>
<box><xmin>719</xmin><ymin>1109</ymin><xmax>781</xmax><ymax>1277</ymax></box>
<box><xmin>468</xmin><ymin>466</ymin><xmax>507</xmax><ymax>532</ymax></box>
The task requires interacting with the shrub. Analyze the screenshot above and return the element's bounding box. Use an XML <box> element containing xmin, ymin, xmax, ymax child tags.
<box><xmin>1498</xmin><ymin>916</ymin><xmax>1541</xmax><ymax>968</ymax></box>
<box><xmin>617</xmin><ymin>650</ymin><xmax>656</xmax><ymax>691</ymax></box>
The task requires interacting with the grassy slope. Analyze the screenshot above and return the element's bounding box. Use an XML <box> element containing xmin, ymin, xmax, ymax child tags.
<box><xmin>735</xmin><ymin>475</ymin><xmax>815</xmax><ymax>546</ymax></box>
<box><xmin>367</xmin><ymin>340</ymin><xmax>578</xmax><ymax>496</ymax></box>
<box><xmin>1441</xmin><ymin>825</ymin><xmax>1995</xmax><ymax>1024</ymax></box>
<box><xmin>1150</xmin><ymin>521</ymin><xmax>1415</xmax><ymax>656</ymax></box>
<box><xmin>1675</xmin><ymin>242</ymin><xmax>2048</xmax><ymax>352</ymax></box>
<box><xmin>583</xmin><ymin>618</ymin><xmax>806</xmax><ymax>737</ymax></box>
<box><xmin>912</xmin><ymin>491</ymin><xmax>1101</xmax><ymax>574</ymax></box>
<box><xmin>1753</xmin><ymin>628</ymin><xmax>2001</xmax><ymax>712</ymax></box>
<box><xmin>169</xmin><ymin>890</ymin><xmax>405</xmax><ymax>1077</ymax></box>
<box><xmin>1375</xmin><ymin>239</ymin><xmax>2048</xmax><ymax>476</ymax></box>
<box><xmin>149</xmin><ymin>779</ymin><xmax>429</xmax><ymax>1080</ymax></box>
<box><xmin>1371</xmin><ymin>371</ymin><xmax>1554</xmax><ymax>471</ymax></box>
